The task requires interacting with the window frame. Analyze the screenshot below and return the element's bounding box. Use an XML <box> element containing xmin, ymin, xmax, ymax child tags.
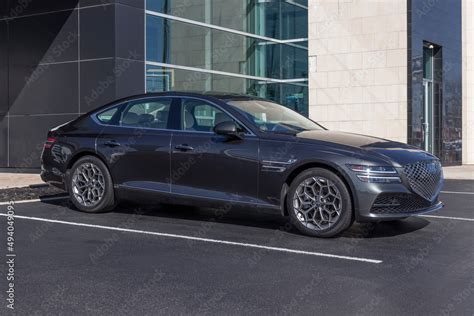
<box><xmin>93</xmin><ymin>97</ymin><xmax>179</xmax><ymax>131</ymax></box>
<box><xmin>92</xmin><ymin>95</ymin><xmax>255</xmax><ymax>136</ymax></box>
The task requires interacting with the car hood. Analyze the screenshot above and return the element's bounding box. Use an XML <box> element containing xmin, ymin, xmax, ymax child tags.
<box><xmin>296</xmin><ymin>130</ymin><xmax>438</xmax><ymax>166</ymax></box>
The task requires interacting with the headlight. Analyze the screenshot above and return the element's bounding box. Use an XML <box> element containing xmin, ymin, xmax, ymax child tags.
<box><xmin>347</xmin><ymin>164</ymin><xmax>401</xmax><ymax>183</ymax></box>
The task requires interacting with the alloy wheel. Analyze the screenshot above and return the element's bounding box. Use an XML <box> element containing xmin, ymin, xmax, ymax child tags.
<box><xmin>292</xmin><ymin>176</ymin><xmax>342</xmax><ymax>231</ymax></box>
<box><xmin>72</xmin><ymin>162</ymin><xmax>106</xmax><ymax>207</ymax></box>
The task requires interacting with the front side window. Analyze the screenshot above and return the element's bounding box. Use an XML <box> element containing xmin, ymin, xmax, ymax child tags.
<box><xmin>181</xmin><ymin>99</ymin><xmax>242</xmax><ymax>133</ymax></box>
<box><xmin>227</xmin><ymin>100</ymin><xmax>324</xmax><ymax>134</ymax></box>
<box><xmin>121</xmin><ymin>99</ymin><xmax>172</xmax><ymax>129</ymax></box>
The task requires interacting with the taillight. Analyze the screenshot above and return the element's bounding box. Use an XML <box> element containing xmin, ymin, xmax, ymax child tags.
<box><xmin>44</xmin><ymin>137</ymin><xmax>57</xmax><ymax>149</ymax></box>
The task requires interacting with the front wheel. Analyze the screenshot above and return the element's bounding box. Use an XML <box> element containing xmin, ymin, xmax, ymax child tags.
<box><xmin>68</xmin><ymin>156</ymin><xmax>116</xmax><ymax>213</ymax></box>
<box><xmin>287</xmin><ymin>168</ymin><xmax>353</xmax><ymax>237</ymax></box>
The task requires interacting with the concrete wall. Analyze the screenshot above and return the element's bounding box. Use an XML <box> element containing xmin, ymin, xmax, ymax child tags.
<box><xmin>463</xmin><ymin>0</ymin><xmax>474</xmax><ymax>164</ymax></box>
<box><xmin>308</xmin><ymin>0</ymin><xmax>408</xmax><ymax>143</ymax></box>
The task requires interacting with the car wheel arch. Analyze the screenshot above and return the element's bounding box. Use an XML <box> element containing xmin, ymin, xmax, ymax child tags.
<box><xmin>65</xmin><ymin>151</ymin><xmax>114</xmax><ymax>190</ymax></box>
<box><xmin>280</xmin><ymin>162</ymin><xmax>357</xmax><ymax>217</ymax></box>
<box><xmin>66</xmin><ymin>151</ymin><xmax>105</xmax><ymax>170</ymax></box>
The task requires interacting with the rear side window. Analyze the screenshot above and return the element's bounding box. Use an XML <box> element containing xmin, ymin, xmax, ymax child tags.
<box><xmin>97</xmin><ymin>106</ymin><xmax>119</xmax><ymax>124</ymax></box>
<box><xmin>121</xmin><ymin>99</ymin><xmax>172</xmax><ymax>129</ymax></box>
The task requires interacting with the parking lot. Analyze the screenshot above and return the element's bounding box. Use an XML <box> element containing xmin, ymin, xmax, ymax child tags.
<box><xmin>1</xmin><ymin>180</ymin><xmax>473</xmax><ymax>315</ymax></box>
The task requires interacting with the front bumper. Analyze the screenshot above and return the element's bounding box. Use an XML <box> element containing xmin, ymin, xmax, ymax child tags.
<box><xmin>357</xmin><ymin>199</ymin><xmax>444</xmax><ymax>222</ymax></box>
<box><xmin>349</xmin><ymin>172</ymin><xmax>444</xmax><ymax>222</ymax></box>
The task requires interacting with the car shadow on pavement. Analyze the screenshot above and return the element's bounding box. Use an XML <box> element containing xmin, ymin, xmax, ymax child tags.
<box><xmin>342</xmin><ymin>218</ymin><xmax>430</xmax><ymax>239</ymax></box>
<box><xmin>117</xmin><ymin>202</ymin><xmax>294</xmax><ymax>232</ymax></box>
<box><xmin>39</xmin><ymin>196</ymin><xmax>430</xmax><ymax>239</ymax></box>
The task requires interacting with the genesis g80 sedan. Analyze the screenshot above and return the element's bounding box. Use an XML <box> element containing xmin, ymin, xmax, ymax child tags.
<box><xmin>41</xmin><ymin>92</ymin><xmax>444</xmax><ymax>237</ymax></box>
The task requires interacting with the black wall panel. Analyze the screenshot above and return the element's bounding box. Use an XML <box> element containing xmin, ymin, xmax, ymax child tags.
<box><xmin>9</xmin><ymin>10</ymin><xmax>78</xmax><ymax>66</ymax></box>
<box><xmin>80</xmin><ymin>0</ymin><xmax>144</xmax><ymax>9</ymax></box>
<box><xmin>8</xmin><ymin>114</ymin><xmax>77</xmax><ymax>168</ymax></box>
<box><xmin>0</xmin><ymin>20</ymin><xmax>8</xmax><ymax>115</ymax></box>
<box><xmin>8</xmin><ymin>0</ymin><xmax>78</xmax><ymax>17</ymax></box>
<box><xmin>9</xmin><ymin>63</ymin><xmax>79</xmax><ymax>115</ymax></box>
<box><xmin>0</xmin><ymin>115</ymin><xmax>7</xmax><ymax>166</ymax></box>
<box><xmin>1</xmin><ymin>2</ymin><xmax>146</xmax><ymax>167</ymax></box>
<box><xmin>80</xmin><ymin>5</ymin><xmax>115</xmax><ymax>60</ymax></box>
<box><xmin>0</xmin><ymin>0</ymin><xmax>9</xmax><ymax>18</ymax></box>
<box><xmin>115</xmin><ymin>59</ymin><xmax>144</xmax><ymax>100</ymax></box>
<box><xmin>115</xmin><ymin>4</ymin><xmax>144</xmax><ymax>61</ymax></box>
<box><xmin>80</xmin><ymin>58</ymin><xmax>117</xmax><ymax>113</ymax></box>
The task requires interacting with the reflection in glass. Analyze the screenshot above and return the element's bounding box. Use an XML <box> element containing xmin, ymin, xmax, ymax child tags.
<box><xmin>146</xmin><ymin>0</ymin><xmax>308</xmax><ymax>40</ymax></box>
<box><xmin>145</xmin><ymin>65</ymin><xmax>308</xmax><ymax>115</ymax></box>
<box><xmin>145</xmin><ymin>0</ymin><xmax>308</xmax><ymax>115</ymax></box>
<box><xmin>146</xmin><ymin>15</ymin><xmax>308</xmax><ymax>80</ymax></box>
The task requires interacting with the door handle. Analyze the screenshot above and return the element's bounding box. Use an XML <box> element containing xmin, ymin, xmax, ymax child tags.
<box><xmin>104</xmin><ymin>140</ymin><xmax>121</xmax><ymax>147</ymax></box>
<box><xmin>174</xmin><ymin>144</ymin><xmax>194</xmax><ymax>152</ymax></box>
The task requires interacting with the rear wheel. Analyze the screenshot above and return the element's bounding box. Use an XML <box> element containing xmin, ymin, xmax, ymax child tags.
<box><xmin>287</xmin><ymin>168</ymin><xmax>353</xmax><ymax>237</ymax></box>
<box><xmin>68</xmin><ymin>156</ymin><xmax>116</xmax><ymax>213</ymax></box>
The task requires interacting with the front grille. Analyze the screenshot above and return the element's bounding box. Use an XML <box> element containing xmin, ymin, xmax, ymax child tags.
<box><xmin>371</xmin><ymin>193</ymin><xmax>434</xmax><ymax>214</ymax></box>
<box><xmin>403</xmin><ymin>160</ymin><xmax>443</xmax><ymax>201</ymax></box>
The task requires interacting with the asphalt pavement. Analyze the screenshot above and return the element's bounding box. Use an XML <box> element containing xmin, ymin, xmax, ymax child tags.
<box><xmin>0</xmin><ymin>180</ymin><xmax>473</xmax><ymax>315</ymax></box>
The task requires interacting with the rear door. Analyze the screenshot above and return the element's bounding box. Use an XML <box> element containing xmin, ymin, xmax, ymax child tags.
<box><xmin>95</xmin><ymin>97</ymin><xmax>178</xmax><ymax>192</ymax></box>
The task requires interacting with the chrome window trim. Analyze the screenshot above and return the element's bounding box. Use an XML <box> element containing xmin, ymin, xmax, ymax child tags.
<box><xmin>92</xmin><ymin>95</ymin><xmax>257</xmax><ymax>137</ymax></box>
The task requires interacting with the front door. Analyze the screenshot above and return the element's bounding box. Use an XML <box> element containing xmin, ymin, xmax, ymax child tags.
<box><xmin>170</xmin><ymin>97</ymin><xmax>260</xmax><ymax>205</ymax></box>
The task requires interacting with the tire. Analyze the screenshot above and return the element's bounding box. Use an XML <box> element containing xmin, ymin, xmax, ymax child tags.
<box><xmin>287</xmin><ymin>168</ymin><xmax>353</xmax><ymax>237</ymax></box>
<box><xmin>68</xmin><ymin>155</ymin><xmax>116</xmax><ymax>213</ymax></box>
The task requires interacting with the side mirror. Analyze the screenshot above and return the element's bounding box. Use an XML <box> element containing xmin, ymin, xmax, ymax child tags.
<box><xmin>213</xmin><ymin>121</ymin><xmax>243</xmax><ymax>139</ymax></box>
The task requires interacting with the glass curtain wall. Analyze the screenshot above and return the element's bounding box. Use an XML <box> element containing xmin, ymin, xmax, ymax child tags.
<box><xmin>145</xmin><ymin>0</ymin><xmax>309</xmax><ymax>115</ymax></box>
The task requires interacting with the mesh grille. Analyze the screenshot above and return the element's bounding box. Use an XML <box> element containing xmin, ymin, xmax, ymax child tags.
<box><xmin>371</xmin><ymin>193</ymin><xmax>434</xmax><ymax>214</ymax></box>
<box><xmin>403</xmin><ymin>160</ymin><xmax>443</xmax><ymax>201</ymax></box>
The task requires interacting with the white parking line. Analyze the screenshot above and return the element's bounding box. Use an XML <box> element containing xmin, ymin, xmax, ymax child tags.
<box><xmin>0</xmin><ymin>196</ymin><xmax>68</xmax><ymax>205</ymax></box>
<box><xmin>441</xmin><ymin>191</ymin><xmax>474</xmax><ymax>195</ymax></box>
<box><xmin>420</xmin><ymin>214</ymin><xmax>474</xmax><ymax>222</ymax></box>
<box><xmin>0</xmin><ymin>213</ymin><xmax>382</xmax><ymax>264</ymax></box>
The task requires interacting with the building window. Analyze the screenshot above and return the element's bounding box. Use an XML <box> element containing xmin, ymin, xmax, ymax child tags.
<box><xmin>145</xmin><ymin>0</ymin><xmax>308</xmax><ymax>115</ymax></box>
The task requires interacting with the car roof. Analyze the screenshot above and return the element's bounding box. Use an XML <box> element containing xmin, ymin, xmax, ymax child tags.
<box><xmin>116</xmin><ymin>91</ymin><xmax>266</xmax><ymax>103</ymax></box>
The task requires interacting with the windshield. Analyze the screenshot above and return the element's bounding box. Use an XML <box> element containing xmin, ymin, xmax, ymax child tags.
<box><xmin>227</xmin><ymin>100</ymin><xmax>325</xmax><ymax>134</ymax></box>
